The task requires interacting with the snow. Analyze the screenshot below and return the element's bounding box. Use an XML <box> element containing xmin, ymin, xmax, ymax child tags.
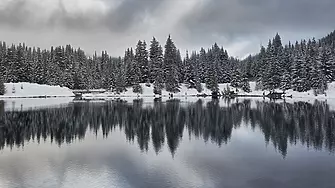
<box><xmin>237</xmin><ymin>82</ymin><xmax>335</xmax><ymax>100</ymax></box>
<box><xmin>81</xmin><ymin>82</ymin><xmax>335</xmax><ymax>100</ymax></box>
<box><xmin>1</xmin><ymin>81</ymin><xmax>335</xmax><ymax>103</ymax></box>
<box><xmin>0</xmin><ymin>83</ymin><xmax>75</xmax><ymax>98</ymax></box>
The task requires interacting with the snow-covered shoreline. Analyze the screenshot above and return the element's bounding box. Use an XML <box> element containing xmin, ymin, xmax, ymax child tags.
<box><xmin>0</xmin><ymin>83</ymin><xmax>75</xmax><ymax>98</ymax></box>
<box><xmin>1</xmin><ymin>82</ymin><xmax>335</xmax><ymax>112</ymax></box>
<box><xmin>82</xmin><ymin>82</ymin><xmax>335</xmax><ymax>100</ymax></box>
<box><xmin>1</xmin><ymin>82</ymin><xmax>335</xmax><ymax>100</ymax></box>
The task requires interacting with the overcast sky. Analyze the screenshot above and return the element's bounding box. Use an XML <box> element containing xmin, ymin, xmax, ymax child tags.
<box><xmin>0</xmin><ymin>0</ymin><xmax>334</xmax><ymax>58</ymax></box>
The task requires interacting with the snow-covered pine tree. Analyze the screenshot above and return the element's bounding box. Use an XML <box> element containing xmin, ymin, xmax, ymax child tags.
<box><xmin>34</xmin><ymin>48</ymin><xmax>47</xmax><ymax>84</ymax></box>
<box><xmin>76</xmin><ymin>48</ymin><xmax>89</xmax><ymax>89</ymax></box>
<box><xmin>16</xmin><ymin>44</ymin><xmax>28</xmax><ymax>82</ymax></box>
<box><xmin>230</xmin><ymin>68</ymin><xmax>241</xmax><ymax>88</ymax></box>
<box><xmin>291</xmin><ymin>41</ymin><xmax>309</xmax><ymax>92</ymax></box>
<box><xmin>183</xmin><ymin>51</ymin><xmax>196</xmax><ymax>88</ymax></box>
<box><xmin>163</xmin><ymin>35</ymin><xmax>180</xmax><ymax>93</ymax></box>
<box><xmin>198</xmin><ymin>48</ymin><xmax>207</xmax><ymax>83</ymax></box>
<box><xmin>218</xmin><ymin>47</ymin><xmax>229</xmax><ymax>83</ymax></box>
<box><xmin>194</xmin><ymin>57</ymin><xmax>203</xmax><ymax>93</ymax></box>
<box><xmin>149</xmin><ymin>37</ymin><xmax>164</xmax><ymax>95</ymax></box>
<box><xmin>131</xmin><ymin>53</ymin><xmax>142</xmax><ymax>94</ymax></box>
<box><xmin>0</xmin><ymin>75</ymin><xmax>5</xmax><ymax>95</ymax></box>
<box><xmin>205</xmin><ymin>44</ymin><xmax>219</xmax><ymax>92</ymax></box>
<box><xmin>255</xmin><ymin>46</ymin><xmax>267</xmax><ymax>90</ymax></box>
<box><xmin>279</xmin><ymin>70</ymin><xmax>291</xmax><ymax>91</ymax></box>
<box><xmin>135</xmin><ymin>40</ymin><xmax>149</xmax><ymax>84</ymax></box>
<box><xmin>100</xmin><ymin>51</ymin><xmax>110</xmax><ymax>90</ymax></box>
<box><xmin>318</xmin><ymin>45</ymin><xmax>334</xmax><ymax>82</ymax></box>
<box><xmin>317</xmin><ymin>71</ymin><xmax>328</xmax><ymax>95</ymax></box>
<box><xmin>115</xmin><ymin>57</ymin><xmax>127</xmax><ymax>94</ymax></box>
<box><xmin>0</xmin><ymin>43</ymin><xmax>6</xmax><ymax>84</ymax></box>
<box><xmin>6</xmin><ymin>45</ymin><xmax>18</xmax><ymax>83</ymax></box>
<box><xmin>264</xmin><ymin>40</ymin><xmax>281</xmax><ymax>91</ymax></box>
<box><xmin>240</xmin><ymin>73</ymin><xmax>251</xmax><ymax>93</ymax></box>
<box><xmin>176</xmin><ymin>49</ymin><xmax>183</xmax><ymax>83</ymax></box>
<box><xmin>24</xmin><ymin>47</ymin><xmax>33</xmax><ymax>83</ymax></box>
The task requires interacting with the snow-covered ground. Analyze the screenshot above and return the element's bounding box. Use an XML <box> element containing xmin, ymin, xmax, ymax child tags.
<box><xmin>82</xmin><ymin>82</ymin><xmax>335</xmax><ymax>100</ymax></box>
<box><xmin>0</xmin><ymin>83</ymin><xmax>74</xmax><ymax>98</ymax></box>
<box><xmin>1</xmin><ymin>82</ymin><xmax>335</xmax><ymax>100</ymax></box>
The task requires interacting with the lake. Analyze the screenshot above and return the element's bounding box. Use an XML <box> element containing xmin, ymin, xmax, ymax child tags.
<box><xmin>0</xmin><ymin>98</ymin><xmax>335</xmax><ymax>188</ymax></box>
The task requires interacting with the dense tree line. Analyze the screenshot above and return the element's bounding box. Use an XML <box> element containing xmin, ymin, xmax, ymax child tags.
<box><xmin>0</xmin><ymin>99</ymin><xmax>334</xmax><ymax>157</ymax></box>
<box><xmin>1</xmin><ymin>30</ymin><xmax>335</xmax><ymax>95</ymax></box>
<box><xmin>241</xmin><ymin>31</ymin><xmax>335</xmax><ymax>94</ymax></box>
<box><xmin>0</xmin><ymin>36</ymin><xmax>239</xmax><ymax>94</ymax></box>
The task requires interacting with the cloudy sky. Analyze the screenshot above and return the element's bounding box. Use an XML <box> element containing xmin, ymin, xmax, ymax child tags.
<box><xmin>0</xmin><ymin>0</ymin><xmax>334</xmax><ymax>58</ymax></box>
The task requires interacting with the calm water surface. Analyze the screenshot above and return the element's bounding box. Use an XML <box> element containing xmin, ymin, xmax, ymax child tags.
<box><xmin>0</xmin><ymin>99</ymin><xmax>335</xmax><ymax>188</ymax></box>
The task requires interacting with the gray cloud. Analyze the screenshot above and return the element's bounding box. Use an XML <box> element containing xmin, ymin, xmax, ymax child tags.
<box><xmin>177</xmin><ymin>0</ymin><xmax>335</xmax><ymax>56</ymax></box>
<box><xmin>180</xmin><ymin>0</ymin><xmax>335</xmax><ymax>37</ymax></box>
<box><xmin>0</xmin><ymin>0</ymin><xmax>334</xmax><ymax>57</ymax></box>
<box><xmin>104</xmin><ymin>0</ymin><xmax>165</xmax><ymax>33</ymax></box>
<box><xmin>0</xmin><ymin>0</ymin><xmax>166</xmax><ymax>32</ymax></box>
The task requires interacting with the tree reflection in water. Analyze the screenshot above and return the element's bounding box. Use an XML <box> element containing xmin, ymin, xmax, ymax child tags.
<box><xmin>0</xmin><ymin>99</ymin><xmax>334</xmax><ymax>157</ymax></box>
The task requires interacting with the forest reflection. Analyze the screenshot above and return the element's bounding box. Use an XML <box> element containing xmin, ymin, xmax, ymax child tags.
<box><xmin>0</xmin><ymin>99</ymin><xmax>335</xmax><ymax>157</ymax></box>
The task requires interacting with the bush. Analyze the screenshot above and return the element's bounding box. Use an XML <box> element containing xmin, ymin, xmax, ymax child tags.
<box><xmin>133</xmin><ymin>84</ymin><xmax>143</xmax><ymax>94</ymax></box>
<box><xmin>153</xmin><ymin>86</ymin><xmax>162</xmax><ymax>95</ymax></box>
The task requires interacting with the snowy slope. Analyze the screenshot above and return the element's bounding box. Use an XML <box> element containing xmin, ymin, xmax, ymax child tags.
<box><xmin>0</xmin><ymin>83</ymin><xmax>75</xmax><ymax>98</ymax></box>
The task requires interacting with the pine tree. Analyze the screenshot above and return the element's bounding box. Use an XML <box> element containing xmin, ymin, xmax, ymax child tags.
<box><xmin>131</xmin><ymin>54</ymin><xmax>142</xmax><ymax>94</ymax></box>
<box><xmin>240</xmin><ymin>73</ymin><xmax>251</xmax><ymax>92</ymax></box>
<box><xmin>176</xmin><ymin>49</ymin><xmax>183</xmax><ymax>83</ymax></box>
<box><xmin>255</xmin><ymin>46</ymin><xmax>267</xmax><ymax>90</ymax></box>
<box><xmin>218</xmin><ymin>47</ymin><xmax>229</xmax><ymax>83</ymax></box>
<box><xmin>16</xmin><ymin>44</ymin><xmax>27</xmax><ymax>82</ymax></box>
<box><xmin>291</xmin><ymin>41</ymin><xmax>309</xmax><ymax>92</ymax></box>
<box><xmin>264</xmin><ymin>42</ymin><xmax>281</xmax><ymax>90</ymax></box>
<box><xmin>230</xmin><ymin>68</ymin><xmax>241</xmax><ymax>88</ymax></box>
<box><xmin>279</xmin><ymin>70</ymin><xmax>291</xmax><ymax>91</ymax></box>
<box><xmin>135</xmin><ymin>40</ymin><xmax>149</xmax><ymax>83</ymax></box>
<box><xmin>205</xmin><ymin>44</ymin><xmax>219</xmax><ymax>92</ymax></box>
<box><xmin>149</xmin><ymin>37</ymin><xmax>164</xmax><ymax>95</ymax></box>
<box><xmin>0</xmin><ymin>75</ymin><xmax>5</xmax><ymax>95</ymax></box>
<box><xmin>115</xmin><ymin>57</ymin><xmax>127</xmax><ymax>94</ymax></box>
<box><xmin>198</xmin><ymin>48</ymin><xmax>207</xmax><ymax>83</ymax></box>
<box><xmin>163</xmin><ymin>35</ymin><xmax>179</xmax><ymax>93</ymax></box>
<box><xmin>34</xmin><ymin>48</ymin><xmax>47</xmax><ymax>84</ymax></box>
<box><xmin>318</xmin><ymin>45</ymin><xmax>333</xmax><ymax>82</ymax></box>
<box><xmin>6</xmin><ymin>45</ymin><xmax>18</xmax><ymax>83</ymax></box>
<box><xmin>183</xmin><ymin>51</ymin><xmax>196</xmax><ymax>88</ymax></box>
<box><xmin>193</xmin><ymin>52</ymin><xmax>203</xmax><ymax>93</ymax></box>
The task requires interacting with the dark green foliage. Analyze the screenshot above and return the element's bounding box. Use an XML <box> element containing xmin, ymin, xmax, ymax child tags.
<box><xmin>0</xmin><ymin>76</ymin><xmax>5</xmax><ymax>95</ymax></box>
<box><xmin>240</xmin><ymin>74</ymin><xmax>251</xmax><ymax>93</ymax></box>
<box><xmin>149</xmin><ymin>37</ymin><xmax>164</xmax><ymax>95</ymax></box>
<box><xmin>133</xmin><ymin>84</ymin><xmax>143</xmax><ymax>94</ymax></box>
<box><xmin>230</xmin><ymin>69</ymin><xmax>241</xmax><ymax>88</ymax></box>
<box><xmin>163</xmin><ymin>35</ymin><xmax>180</xmax><ymax>93</ymax></box>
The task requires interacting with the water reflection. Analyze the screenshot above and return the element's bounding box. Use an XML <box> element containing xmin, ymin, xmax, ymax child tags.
<box><xmin>0</xmin><ymin>99</ymin><xmax>335</xmax><ymax>157</ymax></box>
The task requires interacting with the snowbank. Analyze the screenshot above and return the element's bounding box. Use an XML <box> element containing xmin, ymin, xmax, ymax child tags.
<box><xmin>0</xmin><ymin>83</ymin><xmax>75</xmax><ymax>98</ymax></box>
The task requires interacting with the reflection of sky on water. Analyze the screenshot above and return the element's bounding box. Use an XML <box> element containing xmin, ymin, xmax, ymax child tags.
<box><xmin>1</xmin><ymin>126</ymin><xmax>335</xmax><ymax>188</ymax></box>
<box><xmin>0</xmin><ymin>99</ymin><xmax>335</xmax><ymax>188</ymax></box>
